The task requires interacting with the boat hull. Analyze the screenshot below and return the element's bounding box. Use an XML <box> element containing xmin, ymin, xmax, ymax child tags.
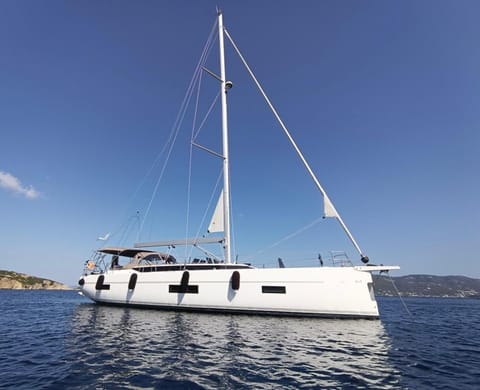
<box><xmin>79</xmin><ymin>267</ymin><xmax>380</xmax><ymax>319</ymax></box>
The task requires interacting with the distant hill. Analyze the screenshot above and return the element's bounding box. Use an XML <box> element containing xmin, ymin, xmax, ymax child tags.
<box><xmin>0</xmin><ymin>270</ymin><xmax>71</xmax><ymax>290</ymax></box>
<box><xmin>373</xmin><ymin>274</ymin><xmax>480</xmax><ymax>298</ymax></box>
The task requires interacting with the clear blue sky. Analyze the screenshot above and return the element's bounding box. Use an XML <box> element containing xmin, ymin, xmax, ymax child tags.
<box><xmin>1</xmin><ymin>1</ymin><xmax>478</xmax><ymax>286</ymax></box>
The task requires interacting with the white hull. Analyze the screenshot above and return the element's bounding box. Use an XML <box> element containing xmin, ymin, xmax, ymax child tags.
<box><xmin>80</xmin><ymin>266</ymin><xmax>381</xmax><ymax>319</ymax></box>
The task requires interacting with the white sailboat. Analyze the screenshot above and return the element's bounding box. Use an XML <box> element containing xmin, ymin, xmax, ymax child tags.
<box><xmin>78</xmin><ymin>11</ymin><xmax>399</xmax><ymax>318</ymax></box>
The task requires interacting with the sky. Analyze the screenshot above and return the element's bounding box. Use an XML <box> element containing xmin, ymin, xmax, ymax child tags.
<box><xmin>0</xmin><ymin>1</ymin><xmax>479</xmax><ymax>286</ymax></box>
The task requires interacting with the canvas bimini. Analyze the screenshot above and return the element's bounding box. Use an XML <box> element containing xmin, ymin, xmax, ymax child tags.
<box><xmin>78</xmin><ymin>11</ymin><xmax>399</xmax><ymax>318</ymax></box>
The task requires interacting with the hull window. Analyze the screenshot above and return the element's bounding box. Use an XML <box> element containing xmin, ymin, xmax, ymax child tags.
<box><xmin>95</xmin><ymin>275</ymin><xmax>110</xmax><ymax>290</ymax></box>
<box><xmin>262</xmin><ymin>286</ymin><xmax>286</xmax><ymax>294</ymax></box>
<box><xmin>169</xmin><ymin>285</ymin><xmax>199</xmax><ymax>294</ymax></box>
<box><xmin>180</xmin><ymin>271</ymin><xmax>190</xmax><ymax>288</ymax></box>
<box><xmin>128</xmin><ymin>273</ymin><xmax>138</xmax><ymax>290</ymax></box>
<box><xmin>169</xmin><ymin>271</ymin><xmax>197</xmax><ymax>293</ymax></box>
<box><xmin>231</xmin><ymin>271</ymin><xmax>240</xmax><ymax>290</ymax></box>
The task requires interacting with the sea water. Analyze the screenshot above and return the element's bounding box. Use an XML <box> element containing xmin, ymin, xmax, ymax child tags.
<box><xmin>0</xmin><ymin>290</ymin><xmax>479</xmax><ymax>389</ymax></box>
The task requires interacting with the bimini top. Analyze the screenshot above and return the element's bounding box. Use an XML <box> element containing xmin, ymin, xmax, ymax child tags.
<box><xmin>98</xmin><ymin>247</ymin><xmax>158</xmax><ymax>258</ymax></box>
<box><xmin>98</xmin><ymin>246</ymin><xmax>176</xmax><ymax>267</ymax></box>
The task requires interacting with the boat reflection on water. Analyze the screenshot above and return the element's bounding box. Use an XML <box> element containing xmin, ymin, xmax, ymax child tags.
<box><xmin>61</xmin><ymin>303</ymin><xmax>401</xmax><ymax>388</ymax></box>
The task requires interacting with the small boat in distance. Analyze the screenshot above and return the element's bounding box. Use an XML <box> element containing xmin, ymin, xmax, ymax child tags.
<box><xmin>78</xmin><ymin>10</ymin><xmax>399</xmax><ymax>318</ymax></box>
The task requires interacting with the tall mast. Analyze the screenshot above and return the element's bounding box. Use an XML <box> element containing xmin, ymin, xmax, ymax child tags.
<box><xmin>218</xmin><ymin>11</ymin><xmax>232</xmax><ymax>264</ymax></box>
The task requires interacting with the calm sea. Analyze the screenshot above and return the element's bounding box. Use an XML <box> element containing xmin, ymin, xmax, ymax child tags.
<box><xmin>0</xmin><ymin>291</ymin><xmax>478</xmax><ymax>389</ymax></box>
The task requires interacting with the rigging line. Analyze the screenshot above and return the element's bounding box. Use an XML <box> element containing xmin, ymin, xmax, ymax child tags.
<box><xmin>118</xmin><ymin>139</ymin><xmax>169</xmax><ymax>224</ymax></box>
<box><xmin>139</xmin><ymin>71</ymin><xmax>197</xmax><ymax>234</ymax></box>
<box><xmin>139</xmin><ymin>72</ymin><xmax>197</xmax><ymax>235</ymax></box>
<box><xmin>243</xmin><ymin>216</ymin><xmax>324</xmax><ymax>262</ymax></box>
<box><xmin>387</xmin><ymin>273</ymin><xmax>413</xmax><ymax>317</ymax></box>
<box><xmin>118</xmin><ymin>214</ymin><xmax>140</xmax><ymax>246</ymax></box>
<box><xmin>189</xmin><ymin>18</ymin><xmax>219</xmax><ymax>141</ymax></box>
<box><xmin>103</xmin><ymin>212</ymin><xmax>138</xmax><ymax>247</ymax></box>
<box><xmin>197</xmin><ymin>18</ymin><xmax>219</xmax><ymax>78</ymax></box>
<box><xmin>185</xmin><ymin>68</ymin><xmax>204</xmax><ymax>259</ymax></box>
<box><xmin>116</xmin><ymin>92</ymin><xmax>184</xmax><ymax>227</ymax></box>
<box><xmin>184</xmin><ymin>19</ymin><xmax>218</xmax><ymax>256</ymax></box>
<box><xmin>186</xmin><ymin>167</ymin><xmax>224</xmax><ymax>260</ymax></box>
<box><xmin>204</xmin><ymin>26</ymin><xmax>218</xmax><ymax>67</ymax></box>
<box><xmin>139</xmin><ymin>20</ymin><xmax>217</xmax><ymax>236</ymax></box>
<box><xmin>224</xmin><ymin>28</ymin><xmax>365</xmax><ymax>259</ymax></box>
<box><xmin>193</xmin><ymin>91</ymin><xmax>221</xmax><ymax>141</ymax></box>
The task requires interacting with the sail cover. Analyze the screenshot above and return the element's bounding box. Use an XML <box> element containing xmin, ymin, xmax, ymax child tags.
<box><xmin>323</xmin><ymin>195</ymin><xmax>339</xmax><ymax>218</ymax></box>
<box><xmin>208</xmin><ymin>192</ymin><xmax>224</xmax><ymax>233</ymax></box>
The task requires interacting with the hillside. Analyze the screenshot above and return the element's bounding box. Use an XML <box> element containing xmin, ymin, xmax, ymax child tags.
<box><xmin>0</xmin><ymin>270</ymin><xmax>71</xmax><ymax>290</ymax></box>
<box><xmin>373</xmin><ymin>274</ymin><xmax>480</xmax><ymax>298</ymax></box>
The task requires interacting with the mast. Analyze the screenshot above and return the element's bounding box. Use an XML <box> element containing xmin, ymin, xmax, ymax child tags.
<box><xmin>218</xmin><ymin>11</ymin><xmax>232</xmax><ymax>264</ymax></box>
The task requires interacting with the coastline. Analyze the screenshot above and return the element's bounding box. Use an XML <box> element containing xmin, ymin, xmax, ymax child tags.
<box><xmin>0</xmin><ymin>270</ymin><xmax>72</xmax><ymax>290</ymax></box>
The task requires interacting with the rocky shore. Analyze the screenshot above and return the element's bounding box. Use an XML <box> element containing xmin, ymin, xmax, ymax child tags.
<box><xmin>0</xmin><ymin>270</ymin><xmax>71</xmax><ymax>290</ymax></box>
